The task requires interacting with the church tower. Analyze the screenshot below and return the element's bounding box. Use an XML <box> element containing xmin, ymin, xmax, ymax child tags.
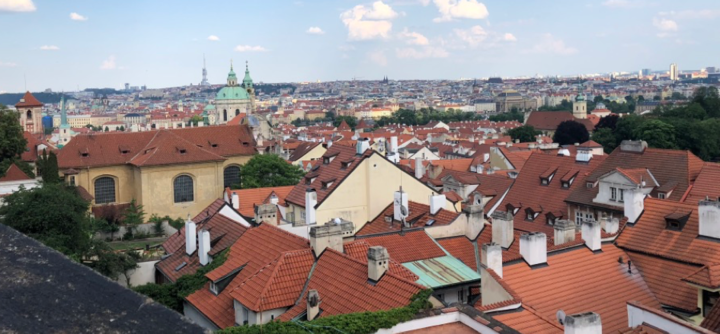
<box><xmin>242</xmin><ymin>61</ymin><xmax>255</xmax><ymax>111</ymax></box>
<box><xmin>227</xmin><ymin>61</ymin><xmax>238</xmax><ymax>86</ymax></box>
<box><xmin>573</xmin><ymin>90</ymin><xmax>587</xmax><ymax>120</ymax></box>
<box><xmin>15</xmin><ymin>91</ymin><xmax>44</xmax><ymax>134</ymax></box>
<box><xmin>59</xmin><ymin>94</ymin><xmax>71</xmax><ymax>147</ymax></box>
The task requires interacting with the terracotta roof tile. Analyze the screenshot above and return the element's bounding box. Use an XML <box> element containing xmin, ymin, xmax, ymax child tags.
<box><xmin>702</xmin><ymin>301</ymin><xmax>720</xmax><ymax>332</ymax></box>
<box><xmin>15</xmin><ymin>91</ymin><xmax>43</xmax><ymax>108</ymax></box>
<box><xmin>288</xmin><ymin>142</ymin><xmax>322</xmax><ymax>161</ymax></box>
<box><xmin>625</xmin><ymin>251</ymin><xmax>699</xmax><ymax>312</ymax></box>
<box><xmin>129</xmin><ymin>130</ymin><xmax>226</xmax><ymax>167</ymax></box>
<box><xmin>685</xmin><ymin>163</ymin><xmax>720</xmax><ymax>204</ymax></box>
<box><xmin>356</xmin><ymin>201</ymin><xmax>460</xmax><ymax>237</ymax></box>
<box><xmin>229</xmin><ymin>186</ymin><xmax>295</xmax><ymax>217</ymax></box>
<box><xmin>526</xmin><ymin>111</ymin><xmax>593</xmax><ymax>132</ymax></box>
<box><xmin>683</xmin><ymin>264</ymin><xmax>720</xmax><ymax>290</ymax></box>
<box><xmin>437</xmin><ymin>236</ymin><xmax>479</xmax><ymax>271</ymax></box>
<box><xmin>344</xmin><ymin>241</ymin><xmax>419</xmax><ymax>281</ymax></box>
<box><xmin>353</xmin><ymin>230</ymin><xmax>446</xmax><ymax>263</ymax></box>
<box><xmin>491</xmin><ymin>307</ymin><xmax>564</xmax><ymax>334</ymax></box>
<box><xmin>162</xmin><ymin>199</ymin><xmax>226</xmax><ymax>254</ymax></box>
<box><xmin>0</xmin><ymin>163</ymin><xmax>33</xmax><ymax>182</ymax></box>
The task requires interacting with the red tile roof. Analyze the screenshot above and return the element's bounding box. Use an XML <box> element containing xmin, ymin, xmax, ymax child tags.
<box><xmin>15</xmin><ymin>91</ymin><xmax>43</xmax><ymax>108</ymax></box>
<box><xmin>228</xmin><ymin>186</ymin><xmax>295</xmax><ymax>217</ymax></box>
<box><xmin>702</xmin><ymin>301</ymin><xmax>720</xmax><ymax>333</ymax></box>
<box><xmin>525</xmin><ymin>111</ymin><xmax>593</xmax><ymax>132</ymax></box>
<box><xmin>685</xmin><ymin>163</ymin><xmax>720</xmax><ymax>204</ymax></box>
<box><xmin>356</xmin><ymin>201</ymin><xmax>460</xmax><ymax>236</ymax></box>
<box><xmin>0</xmin><ymin>163</ymin><xmax>33</xmax><ymax>182</ymax></box>
<box><xmin>57</xmin><ymin>125</ymin><xmax>256</xmax><ymax>169</ymax></box>
<box><xmin>625</xmin><ymin>251</ymin><xmax>699</xmax><ymax>312</ymax></box>
<box><xmin>491</xmin><ymin>307</ymin><xmax>563</xmax><ymax>334</ymax></box>
<box><xmin>336</xmin><ymin>120</ymin><xmax>351</xmax><ymax>131</ymax></box>
<box><xmin>501</xmin><ymin>245</ymin><xmax>661</xmax><ymax>333</ymax></box>
<box><xmin>352</xmin><ymin>230</ymin><xmax>446</xmax><ymax>263</ymax></box>
<box><xmin>437</xmin><ymin>236</ymin><xmax>479</xmax><ymax>271</ymax></box>
<box><xmin>288</xmin><ymin>141</ymin><xmax>322</xmax><ymax>161</ymax></box>
<box><xmin>683</xmin><ymin>264</ymin><xmax>720</xmax><ymax>289</ymax></box>
<box><xmin>277</xmin><ymin>248</ymin><xmax>424</xmax><ymax>321</ymax></box>
<box><xmin>163</xmin><ymin>199</ymin><xmax>226</xmax><ymax>254</ymax></box>
<box><xmin>344</xmin><ymin>241</ymin><xmax>419</xmax><ymax>281</ymax></box>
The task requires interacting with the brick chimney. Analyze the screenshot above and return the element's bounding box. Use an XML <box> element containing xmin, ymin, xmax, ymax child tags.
<box><xmin>414</xmin><ymin>157</ymin><xmax>424</xmax><ymax>179</ymax></box>
<box><xmin>520</xmin><ymin>232</ymin><xmax>547</xmax><ymax>267</ymax></box>
<box><xmin>394</xmin><ymin>188</ymin><xmax>409</xmax><ymax>222</ymax></box>
<box><xmin>564</xmin><ymin>312</ymin><xmax>602</xmax><ymax>334</ymax></box>
<box><xmin>368</xmin><ymin>246</ymin><xmax>390</xmax><ymax>282</ymax></box>
<box><xmin>491</xmin><ymin>211</ymin><xmax>514</xmax><ymax>249</ymax></box>
<box><xmin>464</xmin><ymin>204</ymin><xmax>484</xmax><ymax>240</ymax></box>
<box><xmin>198</xmin><ymin>229</ymin><xmax>211</xmax><ymax>266</ymax></box>
<box><xmin>623</xmin><ymin>187</ymin><xmax>645</xmax><ymax>224</ymax></box>
<box><xmin>581</xmin><ymin>220</ymin><xmax>601</xmax><ymax>252</ymax></box>
<box><xmin>699</xmin><ymin>199</ymin><xmax>720</xmax><ymax>239</ymax></box>
<box><xmin>185</xmin><ymin>219</ymin><xmax>197</xmax><ymax>255</ymax></box>
<box><xmin>429</xmin><ymin>193</ymin><xmax>445</xmax><ymax>215</ymax></box>
<box><xmin>553</xmin><ymin>219</ymin><xmax>576</xmax><ymax>246</ymax></box>
<box><xmin>305</xmin><ymin>188</ymin><xmax>317</xmax><ymax>225</ymax></box>
<box><xmin>309</xmin><ymin>220</ymin><xmax>354</xmax><ymax>257</ymax></box>
<box><xmin>231</xmin><ymin>192</ymin><xmax>240</xmax><ymax>211</ymax></box>
<box><xmin>307</xmin><ymin>289</ymin><xmax>321</xmax><ymax>321</ymax></box>
<box><xmin>481</xmin><ymin>242</ymin><xmax>503</xmax><ymax>278</ymax></box>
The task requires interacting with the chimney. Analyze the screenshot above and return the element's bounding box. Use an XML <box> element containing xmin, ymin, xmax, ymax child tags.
<box><xmin>270</xmin><ymin>194</ymin><xmax>279</xmax><ymax>205</ymax></box>
<box><xmin>356</xmin><ymin>137</ymin><xmax>370</xmax><ymax>155</ymax></box>
<box><xmin>305</xmin><ymin>188</ymin><xmax>317</xmax><ymax>225</ymax></box>
<box><xmin>519</xmin><ymin>232</ymin><xmax>547</xmax><ymax>267</ymax></box>
<box><xmin>481</xmin><ymin>243</ymin><xmax>503</xmax><ymax>278</ymax></box>
<box><xmin>564</xmin><ymin>312</ymin><xmax>602</xmax><ymax>334</ymax></box>
<box><xmin>600</xmin><ymin>216</ymin><xmax>619</xmax><ymax>234</ymax></box>
<box><xmin>414</xmin><ymin>157</ymin><xmax>424</xmax><ymax>179</ymax></box>
<box><xmin>368</xmin><ymin>246</ymin><xmax>390</xmax><ymax>282</ymax></box>
<box><xmin>491</xmin><ymin>211</ymin><xmax>514</xmax><ymax>249</ymax></box>
<box><xmin>483</xmin><ymin>153</ymin><xmax>490</xmax><ymax>162</ymax></box>
<box><xmin>476</xmin><ymin>164</ymin><xmax>484</xmax><ymax>174</ymax></box>
<box><xmin>553</xmin><ymin>219</ymin><xmax>576</xmax><ymax>246</ymax></box>
<box><xmin>389</xmin><ymin>136</ymin><xmax>398</xmax><ymax>154</ymax></box>
<box><xmin>464</xmin><ymin>204</ymin><xmax>484</xmax><ymax>240</ymax></box>
<box><xmin>581</xmin><ymin>220</ymin><xmax>601</xmax><ymax>252</ymax></box>
<box><xmin>699</xmin><ymin>199</ymin><xmax>720</xmax><ymax>239</ymax></box>
<box><xmin>619</xmin><ymin>140</ymin><xmax>648</xmax><ymax>153</ymax></box>
<box><xmin>394</xmin><ymin>188</ymin><xmax>409</xmax><ymax>221</ymax></box>
<box><xmin>307</xmin><ymin>290</ymin><xmax>321</xmax><ymax>321</ymax></box>
<box><xmin>623</xmin><ymin>187</ymin><xmax>645</xmax><ymax>224</ymax></box>
<box><xmin>231</xmin><ymin>192</ymin><xmax>240</xmax><ymax>211</ymax></box>
<box><xmin>429</xmin><ymin>193</ymin><xmax>445</xmax><ymax>215</ymax></box>
<box><xmin>185</xmin><ymin>219</ymin><xmax>197</xmax><ymax>255</ymax></box>
<box><xmin>198</xmin><ymin>229</ymin><xmax>211</xmax><ymax>265</ymax></box>
<box><xmin>309</xmin><ymin>220</ymin><xmax>354</xmax><ymax>256</ymax></box>
<box><xmin>326</xmin><ymin>139</ymin><xmax>332</xmax><ymax>148</ymax></box>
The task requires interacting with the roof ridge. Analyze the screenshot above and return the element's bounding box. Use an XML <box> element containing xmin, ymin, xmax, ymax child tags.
<box><xmin>129</xmin><ymin>130</ymin><xmax>162</xmax><ymax>163</ymax></box>
<box><xmin>253</xmin><ymin>251</ymin><xmax>290</xmax><ymax>310</ymax></box>
<box><xmin>324</xmin><ymin>247</ymin><xmax>426</xmax><ymax>290</ymax></box>
<box><xmin>258</xmin><ymin>223</ymin><xmax>310</xmax><ymax>244</ymax></box>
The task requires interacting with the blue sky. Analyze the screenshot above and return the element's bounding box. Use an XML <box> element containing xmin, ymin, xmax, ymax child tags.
<box><xmin>1</xmin><ymin>0</ymin><xmax>719</xmax><ymax>92</ymax></box>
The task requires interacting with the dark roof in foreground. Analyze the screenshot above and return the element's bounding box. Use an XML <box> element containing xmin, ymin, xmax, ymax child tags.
<box><xmin>0</xmin><ymin>224</ymin><xmax>206</xmax><ymax>334</ymax></box>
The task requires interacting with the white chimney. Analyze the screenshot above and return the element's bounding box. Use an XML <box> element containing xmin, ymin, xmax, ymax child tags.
<box><xmin>481</xmin><ymin>243</ymin><xmax>503</xmax><ymax>278</ymax></box>
<box><xmin>185</xmin><ymin>219</ymin><xmax>197</xmax><ymax>255</ymax></box>
<box><xmin>558</xmin><ymin>148</ymin><xmax>571</xmax><ymax>156</ymax></box>
<box><xmin>414</xmin><ymin>157</ymin><xmax>424</xmax><ymax>179</ymax></box>
<box><xmin>390</xmin><ymin>136</ymin><xmax>398</xmax><ymax>154</ymax></box>
<box><xmin>483</xmin><ymin>153</ymin><xmax>490</xmax><ymax>162</ymax></box>
<box><xmin>464</xmin><ymin>204</ymin><xmax>484</xmax><ymax>240</ymax></box>
<box><xmin>231</xmin><ymin>192</ymin><xmax>240</xmax><ymax>211</ymax></box>
<box><xmin>581</xmin><ymin>220</ymin><xmax>601</xmax><ymax>252</ymax></box>
<box><xmin>368</xmin><ymin>246</ymin><xmax>390</xmax><ymax>281</ymax></box>
<box><xmin>553</xmin><ymin>219</ymin><xmax>576</xmax><ymax>246</ymax></box>
<box><xmin>394</xmin><ymin>188</ymin><xmax>409</xmax><ymax>221</ymax></box>
<box><xmin>307</xmin><ymin>290</ymin><xmax>321</xmax><ymax>321</ymax></box>
<box><xmin>491</xmin><ymin>211</ymin><xmax>514</xmax><ymax>249</ymax></box>
<box><xmin>198</xmin><ymin>229</ymin><xmax>211</xmax><ymax>266</ymax></box>
<box><xmin>520</xmin><ymin>232</ymin><xmax>547</xmax><ymax>267</ymax></box>
<box><xmin>601</xmin><ymin>216</ymin><xmax>619</xmax><ymax>234</ymax></box>
<box><xmin>429</xmin><ymin>193</ymin><xmax>445</xmax><ymax>215</ymax></box>
<box><xmin>270</xmin><ymin>194</ymin><xmax>279</xmax><ymax>205</ymax></box>
<box><xmin>476</xmin><ymin>164</ymin><xmax>484</xmax><ymax>174</ymax></box>
<box><xmin>309</xmin><ymin>220</ymin><xmax>354</xmax><ymax>256</ymax></box>
<box><xmin>326</xmin><ymin>139</ymin><xmax>333</xmax><ymax>148</ymax></box>
<box><xmin>305</xmin><ymin>188</ymin><xmax>317</xmax><ymax>225</ymax></box>
<box><xmin>624</xmin><ymin>187</ymin><xmax>645</xmax><ymax>224</ymax></box>
<box><xmin>576</xmin><ymin>148</ymin><xmax>592</xmax><ymax>162</ymax></box>
<box><xmin>699</xmin><ymin>199</ymin><xmax>720</xmax><ymax>239</ymax></box>
<box><xmin>356</xmin><ymin>137</ymin><xmax>370</xmax><ymax>155</ymax></box>
<box><xmin>564</xmin><ymin>312</ymin><xmax>602</xmax><ymax>334</ymax></box>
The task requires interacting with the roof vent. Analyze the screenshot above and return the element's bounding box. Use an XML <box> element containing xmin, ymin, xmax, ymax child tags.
<box><xmin>576</xmin><ymin>148</ymin><xmax>592</xmax><ymax>162</ymax></box>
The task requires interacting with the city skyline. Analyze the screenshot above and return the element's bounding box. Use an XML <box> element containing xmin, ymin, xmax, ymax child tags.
<box><xmin>1</xmin><ymin>0</ymin><xmax>720</xmax><ymax>93</ymax></box>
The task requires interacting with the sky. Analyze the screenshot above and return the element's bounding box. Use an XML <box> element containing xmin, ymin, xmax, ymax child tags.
<box><xmin>1</xmin><ymin>0</ymin><xmax>719</xmax><ymax>92</ymax></box>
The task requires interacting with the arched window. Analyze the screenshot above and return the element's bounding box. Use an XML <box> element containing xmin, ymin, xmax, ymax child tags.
<box><xmin>235</xmin><ymin>109</ymin><xmax>240</xmax><ymax>116</ymax></box>
<box><xmin>223</xmin><ymin>110</ymin><xmax>228</xmax><ymax>122</ymax></box>
<box><xmin>224</xmin><ymin>166</ymin><xmax>241</xmax><ymax>189</ymax></box>
<box><xmin>174</xmin><ymin>175</ymin><xmax>194</xmax><ymax>203</ymax></box>
<box><xmin>95</xmin><ymin>177</ymin><xmax>116</xmax><ymax>204</ymax></box>
<box><xmin>26</xmin><ymin>110</ymin><xmax>32</xmax><ymax>120</ymax></box>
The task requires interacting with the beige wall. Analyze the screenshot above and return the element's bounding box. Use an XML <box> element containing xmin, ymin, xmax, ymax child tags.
<box><xmin>77</xmin><ymin>165</ymin><xmax>138</xmax><ymax>206</ymax></box>
<box><xmin>292</xmin><ymin>144</ymin><xmax>326</xmax><ymax>165</ymax></box>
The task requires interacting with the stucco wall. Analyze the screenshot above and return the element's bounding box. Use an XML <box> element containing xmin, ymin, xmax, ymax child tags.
<box><xmin>117</xmin><ymin>260</ymin><xmax>159</xmax><ymax>288</ymax></box>
<box><xmin>76</xmin><ymin>165</ymin><xmax>138</xmax><ymax>205</ymax></box>
<box><xmin>184</xmin><ymin>301</ymin><xmax>220</xmax><ymax>330</ymax></box>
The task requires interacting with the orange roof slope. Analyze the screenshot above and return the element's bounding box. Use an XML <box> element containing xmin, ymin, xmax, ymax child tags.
<box><xmin>277</xmin><ymin>248</ymin><xmax>424</xmax><ymax>321</ymax></box>
<box><xmin>129</xmin><ymin>130</ymin><xmax>226</xmax><ymax>167</ymax></box>
<box><xmin>353</xmin><ymin>230</ymin><xmax>446</xmax><ymax>263</ymax></box>
<box><xmin>501</xmin><ymin>245</ymin><xmax>660</xmax><ymax>334</ymax></box>
<box><xmin>344</xmin><ymin>241</ymin><xmax>419</xmax><ymax>281</ymax></box>
<box><xmin>163</xmin><ymin>199</ymin><xmax>226</xmax><ymax>254</ymax></box>
<box><xmin>436</xmin><ymin>236</ymin><xmax>479</xmax><ymax>271</ymax></box>
<box><xmin>625</xmin><ymin>251</ymin><xmax>699</xmax><ymax>312</ymax></box>
<box><xmin>685</xmin><ymin>163</ymin><xmax>720</xmax><ymax>204</ymax></box>
<box><xmin>15</xmin><ymin>91</ymin><xmax>43</xmax><ymax>108</ymax></box>
<box><xmin>288</xmin><ymin>141</ymin><xmax>321</xmax><ymax>161</ymax></box>
<box><xmin>357</xmin><ymin>201</ymin><xmax>460</xmax><ymax>236</ymax></box>
<box><xmin>229</xmin><ymin>185</ymin><xmax>295</xmax><ymax>217</ymax></box>
<box><xmin>0</xmin><ymin>164</ymin><xmax>33</xmax><ymax>182</ymax></box>
<box><xmin>492</xmin><ymin>307</ymin><xmax>563</xmax><ymax>334</ymax></box>
<box><xmin>702</xmin><ymin>301</ymin><xmax>720</xmax><ymax>333</ymax></box>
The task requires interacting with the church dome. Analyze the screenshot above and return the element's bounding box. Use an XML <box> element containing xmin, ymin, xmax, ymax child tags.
<box><xmin>216</xmin><ymin>86</ymin><xmax>250</xmax><ymax>100</ymax></box>
<box><xmin>575</xmin><ymin>93</ymin><xmax>586</xmax><ymax>102</ymax></box>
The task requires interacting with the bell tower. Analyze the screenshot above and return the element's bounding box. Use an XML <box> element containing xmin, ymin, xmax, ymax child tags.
<box><xmin>573</xmin><ymin>90</ymin><xmax>587</xmax><ymax>120</ymax></box>
<box><xmin>15</xmin><ymin>91</ymin><xmax>44</xmax><ymax>134</ymax></box>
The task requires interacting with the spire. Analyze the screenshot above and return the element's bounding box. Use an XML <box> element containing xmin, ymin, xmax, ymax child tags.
<box><xmin>243</xmin><ymin>60</ymin><xmax>253</xmax><ymax>89</ymax></box>
<box><xmin>227</xmin><ymin>59</ymin><xmax>238</xmax><ymax>86</ymax></box>
<box><xmin>60</xmin><ymin>93</ymin><xmax>68</xmax><ymax>128</ymax></box>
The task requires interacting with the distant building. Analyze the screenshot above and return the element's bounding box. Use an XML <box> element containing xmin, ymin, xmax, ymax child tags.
<box><xmin>495</xmin><ymin>90</ymin><xmax>537</xmax><ymax>112</ymax></box>
<box><xmin>200</xmin><ymin>55</ymin><xmax>210</xmax><ymax>86</ymax></box>
<box><xmin>670</xmin><ymin>63</ymin><xmax>679</xmax><ymax>81</ymax></box>
<box><xmin>214</xmin><ymin>61</ymin><xmax>255</xmax><ymax>124</ymax></box>
<box><xmin>15</xmin><ymin>91</ymin><xmax>44</xmax><ymax>134</ymax></box>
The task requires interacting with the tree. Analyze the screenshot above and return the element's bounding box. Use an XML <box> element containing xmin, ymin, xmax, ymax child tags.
<box><xmin>118</xmin><ymin>126</ymin><xmax>125</xmax><ymax>132</ymax></box>
<box><xmin>692</xmin><ymin>86</ymin><xmax>720</xmax><ymax>118</ymax></box>
<box><xmin>334</xmin><ymin>116</ymin><xmax>357</xmax><ymax>130</ymax></box>
<box><xmin>38</xmin><ymin>150</ymin><xmax>60</xmax><ymax>184</ymax></box>
<box><xmin>0</xmin><ymin>107</ymin><xmax>28</xmax><ymax>162</ymax></box>
<box><xmin>188</xmin><ymin>115</ymin><xmax>203</xmax><ymax>126</ymax></box>
<box><xmin>671</xmin><ymin>92</ymin><xmax>687</xmax><ymax>100</ymax></box>
<box><xmin>239</xmin><ymin>154</ymin><xmax>306</xmax><ymax>189</ymax></box>
<box><xmin>633</xmin><ymin>119</ymin><xmax>677</xmax><ymax>149</ymax></box>
<box><xmin>86</xmin><ymin>240</ymin><xmax>140</xmax><ymax>286</ymax></box>
<box><xmin>595</xmin><ymin>114</ymin><xmax>620</xmax><ymax>130</ymax></box>
<box><xmin>553</xmin><ymin>120</ymin><xmax>589</xmax><ymax>146</ymax></box>
<box><xmin>122</xmin><ymin>199</ymin><xmax>146</xmax><ymax>237</ymax></box>
<box><xmin>104</xmin><ymin>126</ymin><xmax>109</xmax><ymax>132</ymax></box>
<box><xmin>508</xmin><ymin>125</ymin><xmax>540</xmax><ymax>143</ymax></box>
<box><xmin>592</xmin><ymin>128</ymin><xmax>617</xmax><ymax>153</ymax></box>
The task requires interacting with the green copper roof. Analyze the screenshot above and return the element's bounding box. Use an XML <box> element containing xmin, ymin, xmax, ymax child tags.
<box><xmin>243</xmin><ymin>61</ymin><xmax>253</xmax><ymax>87</ymax></box>
<box><xmin>60</xmin><ymin>94</ymin><xmax>68</xmax><ymax>127</ymax></box>
<box><xmin>403</xmin><ymin>256</ymin><xmax>481</xmax><ymax>288</ymax></box>
<box><xmin>203</xmin><ymin>104</ymin><xmax>215</xmax><ymax>111</ymax></box>
<box><xmin>576</xmin><ymin>94</ymin><xmax>586</xmax><ymax>102</ymax></box>
<box><xmin>216</xmin><ymin>86</ymin><xmax>250</xmax><ymax>100</ymax></box>
<box><xmin>227</xmin><ymin>62</ymin><xmax>237</xmax><ymax>82</ymax></box>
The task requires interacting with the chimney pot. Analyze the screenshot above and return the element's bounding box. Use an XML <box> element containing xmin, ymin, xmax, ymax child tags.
<box><xmin>481</xmin><ymin>243</ymin><xmax>503</xmax><ymax>278</ymax></box>
<box><xmin>699</xmin><ymin>199</ymin><xmax>720</xmax><ymax>239</ymax></box>
<box><xmin>429</xmin><ymin>193</ymin><xmax>446</xmax><ymax>215</ymax></box>
<box><xmin>464</xmin><ymin>204</ymin><xmax>484</xmax><ymax>240</ymax></box>
<box><xmin>307</xmin><ymin>289</ymin><xmax>321</xmax><ymax>321</ymax></box>
<box><xmin>553</xmin><ymin>219</ymin><xmax>576</xmax><ymax>246</ymax></box>
<box><xmin>309</xmin><ymin>220</ymin><xmax>354</xmax><ymax>256</ymax></box>
<box><xmin>368</xmin><ymin>246</ymin><xmax>390</xmax><ymax>281</ymax></box>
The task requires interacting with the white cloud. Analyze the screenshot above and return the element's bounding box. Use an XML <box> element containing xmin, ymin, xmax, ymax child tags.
<box><xmin>234</xmin><ymin>45</ymin><xmax>268</xmax><ymax>52</ymax></box>
<box><xmin>306</xmin><ymin>27</ymin><xmax>325</xmax><ymax>35</ymax></box>
<box><xmin>368</xmin><ymin>50</ymin><xmax>388</xmax><ymax>66</ymax></box>
<box><xmin>40</xmin><ymin>45</ymin><xmax>59</xmax><ymax>50</ymax></box>
<box><xmin>0</xmin><ymin>0</ymin><xmax>35</xmax><ymax>12</ymax></box>
<box><xmin>100</xmin><ymin>55</ymin><xmax>116</xmax><ymax>70</ymax></box>
<box><xmin>454</xmin><ymin>25</ymin><xmax>488</xmax><ymax>47</ymax></box>
<box><xmin>0</xmin><ymin>61</ymin><xmax>18</xmax><ymax>67</ymax></box>
<box><xmin>398</xmin><ymin>29</ymin><xmax>429</xmax><ymax>45</ymax></box>
<box><xmin>70</xmin><ymin>12</ymin><xmax>87</xmax><ymax>21</ymax></box>
<box><xmin>340</xmin><ymin>1</ymin><xmax>398</xmax><ymax>40</ymax></box>
<box><xmin>207</xmin><ymin>35</ymin><xmax>220</xmax><ymax>41</ymax></box>
<box><xmin>396</xmin><ymin>46</ymin><xmax>449</xmax><ymax>59</ymax></box>
<box><xmin>526</xmin><ymin>34</ymin><xmax>577</xmax><ymax>55</ymax></box>
<box><xmin>659</xmin><ymin>9</ymin><xmax>720</xmax><ymax>20</ymax></box>
<box><xmin>502</xmin><ymin>33</ymin><xmax>517</xmax><ymax>42</ymax></box>
<box><xmin>433</xmin><ymin>0</ymin><xmax>489</xmax><ymax>22</ymax></box>
<box><xmin>653</xmin><ymin>17</ymin><xmax>677</xmax><ymax>31</ymax></box>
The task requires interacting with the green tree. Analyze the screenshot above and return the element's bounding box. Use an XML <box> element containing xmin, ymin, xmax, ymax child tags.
<box><xmin>692</xmin><ymin>86</ymin><xmax>720</xmax><ymax>118</ymax></box>
<box><xmin>118</xmin><ymin>126</ymin><xmax>125</xmax><ymax>131</ymax></box>
<box><xmin>239</xmin><ymin>154</ymin><xmax>306</xmax><ymax>189</ymax></box>
<box><xmin>0</xmin><ymin>107</ymin><xmax>28</xmax><ymax>162</ymax></box>
<box><xmin>104</xmin><ymin>126</ymin><xmax>109</xmax><ymax>132</ymax></box>
<box><xmin>553</xmin><ymin>120</ymin><xmax>589</xmax><ymax>146</ymax></box>
<box><xmin>633</xmin><ymin>119</ymin><xmax>677</xmax><ymax>149</ymax></box>
<box><xmin>86</xmin><ymin>240</ymin><xmax>140</xmax><ymax>286</ymax></box>
<box><xmin>671</xmin><ymin>92</ymin><xmax>687</xmax><ymax>100</ymax></box>
<box><xmin>488</xmin><ymin>110</ymin><xmax>524</xmax><ymax>122</ymax></box>
<box><xmin>591</xmin><ymin>128</ymin><xmax>617</xmax><ymax>153</ymax></box>
<box><xmin>334</xmin><ymin>116</ymin><xmax>358</xmax><ymax>130</ymax></box>
<box><xmin>188</xmin><ymin>115</ymin><xmax>203</xmax><ymax>126</ymax></box>
<box><xmin>122</xmin><ymin>199</ymin><xmax>146</xmax><ymax>237</ymax></box>
<box><xmin>507</xmin><ymin>125</ymin><xmax>540</xmax><ymax>143</ymax></box>
<box><xmin>614</xmin><ymin>114</ymin><xmax>646</xmax><ymax>143</ymax></box>
<box><xmin>40</xmin><ymin>151</ymin><xmax>60</xmax><ymax>184</ymax></box>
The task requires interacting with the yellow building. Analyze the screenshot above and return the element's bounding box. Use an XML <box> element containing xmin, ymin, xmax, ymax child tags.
<box><xmin>58</xmin><ymin>125</ymin><xmax>256</xmax><ymax>219</ymax></box>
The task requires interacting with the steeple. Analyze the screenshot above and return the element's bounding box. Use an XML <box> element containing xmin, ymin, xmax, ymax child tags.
<box><xmin>242</xmin><ymin>60</ymin><xmax>253</xmax><ymax>89</ymax></box>
<box><xmin>60</xmin><ymin>94</ymin><xmax>68</xmax><ymax>128</ymax></box>
<box><xmin>227</xmin><ymin>60</ymin><xmax>238</xmax><ymax>86</ymax></box>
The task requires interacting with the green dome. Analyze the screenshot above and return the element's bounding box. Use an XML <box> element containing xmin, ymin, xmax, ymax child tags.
<box><xmin>203</xmin><ymin>104</ymin><xmax>215</xmax><ymax>111</ymax></box>
<box><xmin>575</xmin><ymin>94</ymin><xmax>586</xmax><ymax>102</ymax></box>
<box><xmin>216</xmin><ymin>86</ymin><xmax>250</xmax><ymax>100</ymax></box>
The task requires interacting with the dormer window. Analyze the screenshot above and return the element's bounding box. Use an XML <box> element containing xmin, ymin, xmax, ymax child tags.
<box><xmin>540</xmin><ymin>177</ymin><xmax>549</xmax><ymax>186</ymax></box>
<box><xmin>664</xmin><ymin>212</ymin><xmax>690</xmax><ymax>231</ymax></box>
<box><xmin>81</xmin><ymin>152</ymin><xmax>89</xmax><ymax>157</ymax></box>
<box><xmin>658</xmin><ymin>193</ymin><xmax>666</xmax><ymax>200</ymax></box>
<box><xmin>321</xmin><ymin>179</ymin><xmax>335</xmax><ymax>189</ymax></box>
<box><xmin>561</xmin><ymin>181</ymin><xmax>569</xmax><ymax>188</ymax></box>
<box><xmin>210</xmin><ymin>282</ymin><xmax>219</xmax><ymax>295</ymax></box>
<box><xmin>178</xmin><ymin>148</ymin><xmax>187</xmax><ymax>154</ymax></box>
<box><xmin>587</xmin><ymin>182</ymin><xmax>594</xmax><ymax>189</ymax></box>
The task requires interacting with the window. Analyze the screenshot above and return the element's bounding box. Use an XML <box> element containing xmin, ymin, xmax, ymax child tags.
<box><xmin>585</xmin><ymin>212</ymin><xmax>594</xmax><ymax>221</ymax></box>
<box><xmin>223</xmin><ymin>166</ymin><xmax>241</xmax><ymax>189</ymax></box>
<box><xmin>610</xmin><ymin>187</ymin><xmax>617</xmax><ymax>201</ymax></box>
<box><xmin>658</xmin><ymin>193</ymin><xmax>666</xmax><ymax>199</ymax></box>
<box><xmin>619</xmin><ymin>189</ymin><xmax>625</xmax><ymax>203</ymax></box>
<box><xmin>70</xmin><ymin>176</ymin><xmax>76</xmax><ymax>187</ymax></box>
<box><xmin>94</xmin><ymin>177</ymin><xmax>116</xmax><ymax>204</ymax></box>
<box><xmin>301</xmin><ymin>211</ymin><xmax>306</xmax><ymax>220</ymax></box>
<box><xmin>173</xmin><ymin>175</ymin><xmax>194</xmax><ymax>203</ymax></box>
<box><xmin>235</xmin><ymin>109</ymin><xmax>240</xmax><ymax>116</ymax></box>
<box><xmin>575</xmin><ymin>210</ymin><xmax>583</xmax><ymax>225</ymax></box>
<box><xmin>457</xmin><ymin>289</ymin><xmax>465</xmax><ymax>303</ymax></box>
<box><xmin>26</xmin><ymin>110</ymin><xmax>32</xmax><ymax>120</ymax></box>
<box><xmin>223</xmin><ymin>109</ymin><xmax>228</xmax><ymax>121</ymax></box>
<box><xmin>704</xmin><ymin>290</ymin><xmax>720</xmax><ymax>317</ymax></box>
<box><xmin>586</xmin><ymin>182</ymin><xmax>594</xmax><ymax>189</ymax></box>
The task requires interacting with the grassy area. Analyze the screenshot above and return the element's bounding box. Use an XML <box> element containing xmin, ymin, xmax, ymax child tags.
<box><xmin>108</xmin><ymin>238</ymin><xmax>163</xmax><ymax>251</ymax></box>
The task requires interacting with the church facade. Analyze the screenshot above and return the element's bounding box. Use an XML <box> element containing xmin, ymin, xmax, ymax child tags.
<box><xmin>213</xmin><ymin>61</ymin><xmax>255</xmax><ymax>124</ymax></box>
